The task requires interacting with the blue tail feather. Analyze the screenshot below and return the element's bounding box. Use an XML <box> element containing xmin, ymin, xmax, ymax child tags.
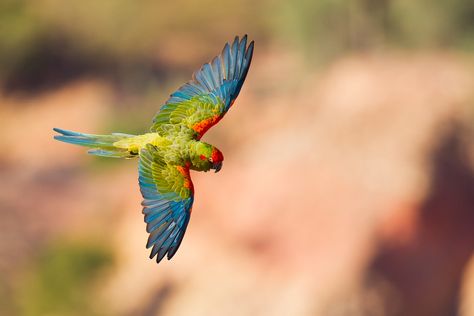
<box><xmin>53</xmin><ymin>128</ymin><xmax>134</xmax><ymax>158</ymax></box>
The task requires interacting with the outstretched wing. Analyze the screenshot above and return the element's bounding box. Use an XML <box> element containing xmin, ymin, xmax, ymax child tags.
<box><xmin>139</xmin><ymin>144</ymin><xmax>194</xmax><ymax>263</ymax></box>
<box><xmin>151</xmin><ymin>35</ymin><xmax>254</xmax><ymax>139</ymax></box>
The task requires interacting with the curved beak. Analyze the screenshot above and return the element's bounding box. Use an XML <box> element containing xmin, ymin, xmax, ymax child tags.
<box><xmin>213</xmin><ymin>161</ymin><xmax>223</xmax><ymax>173</ymax></box>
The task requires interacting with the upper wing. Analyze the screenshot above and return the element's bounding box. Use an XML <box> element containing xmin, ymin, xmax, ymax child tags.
<box><xmin>151</xmin><ymin>35</ymin><xmax>254</xmax><ymax>139</ymax></box>
<box><xmin>139</xmin><ymin>144</ymin><xmax>194</xmax><ymax>263</ymax></box>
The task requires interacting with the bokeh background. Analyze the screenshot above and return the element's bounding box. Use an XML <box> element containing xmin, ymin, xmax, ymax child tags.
<box><xmin>1</xmin><ymin>1</ymin><xmax>474</xmax><ymax>315</ymax></box>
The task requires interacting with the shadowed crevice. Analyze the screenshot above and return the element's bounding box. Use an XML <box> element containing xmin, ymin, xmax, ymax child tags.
<box><xmin>367</xmin><ymin>126</ymin><xmax>474</xmax><ymax>316</ymax></box>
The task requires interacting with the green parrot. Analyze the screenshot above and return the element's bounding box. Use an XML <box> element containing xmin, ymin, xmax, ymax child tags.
<box><xmin>53</xmin><ymin>36</ymin><xmax>254</xmax><ymax>263</ymax></box>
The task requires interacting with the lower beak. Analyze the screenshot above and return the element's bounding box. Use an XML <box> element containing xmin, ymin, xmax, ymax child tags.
<box><xmin>213</xmin><ymin>162</ymin><xmax>222</xmax><ymax>173</ymax></box>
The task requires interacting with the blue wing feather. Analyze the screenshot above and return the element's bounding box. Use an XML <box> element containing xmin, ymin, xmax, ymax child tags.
<box><xmin>138</xmin><ymin>146</ymin><xmax>193</xmax><ymax>263</ymax></box>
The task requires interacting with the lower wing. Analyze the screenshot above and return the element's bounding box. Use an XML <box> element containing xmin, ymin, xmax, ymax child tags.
<box><xmin>138</xmin><ymin>144</ymin><xmax>194</xmax><ymax>263</ymax></box>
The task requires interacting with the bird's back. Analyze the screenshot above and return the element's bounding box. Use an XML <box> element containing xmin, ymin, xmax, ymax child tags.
<box><xmin>113</xmin><ymin>132</ymin><xmax>169</xmax><ymax>155</ymax></box>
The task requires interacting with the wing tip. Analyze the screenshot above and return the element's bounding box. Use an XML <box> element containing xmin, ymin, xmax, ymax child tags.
<box><xmin>230</xmin><ymin>34</ymin><xmax>251</xmax><ymax>48</ymax></box>
<box><xmin>146</xmin><ymin>223</ymin><xmax>188</xmax><ymax>264</ymax></box>
<box><xmin>148</xmin><ymin>246</ymin><xmax>171</xmax><ymax>263</ymax></box>
<box><xmin>248</xmin><ymin>39</ymin><xmax>255</xmax><ymax>52</ymax></box>
<box><xmin>246</xmin><ymin>40</ymin><xmax>255</xmax><ymax>63</ymax></box>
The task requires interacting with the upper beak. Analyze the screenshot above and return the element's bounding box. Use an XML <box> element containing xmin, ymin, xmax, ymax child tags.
<box><xmin>213</xmin><ymin>162</ymin><xmax>222</xmax><ymax>173</ymax></box>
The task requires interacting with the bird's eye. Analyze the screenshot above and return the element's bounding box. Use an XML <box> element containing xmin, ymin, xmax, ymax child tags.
<box><xmin>209</xmin><ymin>157</ymin><xmax>213</xmax><ymax>163</ymax></box>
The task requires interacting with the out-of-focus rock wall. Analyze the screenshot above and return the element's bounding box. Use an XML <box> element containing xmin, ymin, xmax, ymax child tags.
<box><xmin>1</xmin><ymin>53</ymin><xmax>473</xmax><ymax>316</ymax></box>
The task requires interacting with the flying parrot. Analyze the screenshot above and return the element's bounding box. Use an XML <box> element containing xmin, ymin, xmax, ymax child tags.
<box><xmin>53</xmin><ymin>35</ymin><xmax>254</xmax><ymax>263</ymax></box>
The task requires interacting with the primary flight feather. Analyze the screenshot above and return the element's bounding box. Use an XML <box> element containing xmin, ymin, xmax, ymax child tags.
<box><xmin>53</xmin><ymin>35</ymin><xmax>254</xmax><ymax>263</ymax></box>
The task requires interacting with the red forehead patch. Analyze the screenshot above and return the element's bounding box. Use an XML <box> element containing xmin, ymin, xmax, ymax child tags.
<box><xmin>211</xmin><ymin>148</ymin><xmax>224</xmax><ymax>162</ymax></box>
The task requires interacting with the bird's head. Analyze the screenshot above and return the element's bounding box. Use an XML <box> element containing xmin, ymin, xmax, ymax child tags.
<box><xmin>193</xmin><ymin>142</ymin><xmax>224</xmax><ymax>173</ymax></box>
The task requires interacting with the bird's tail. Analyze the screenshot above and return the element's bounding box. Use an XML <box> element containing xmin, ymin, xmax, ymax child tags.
<box><xmin>53</xmin><ymin>128</ymin><xmax>135</xmax><ymax>158</ymax></box>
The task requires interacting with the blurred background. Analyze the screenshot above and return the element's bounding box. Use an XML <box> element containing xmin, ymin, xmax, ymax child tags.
<box><xmin>1</xmin><ymin>1</ymin><xmax>474</xmax><ymax>315</ymax></box>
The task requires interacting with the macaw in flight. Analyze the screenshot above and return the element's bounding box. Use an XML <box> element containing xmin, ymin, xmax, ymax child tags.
<box><xmin>54</xmin><ymin>35</ymin><xmax>254</xmax><ymax>263</ymax></box>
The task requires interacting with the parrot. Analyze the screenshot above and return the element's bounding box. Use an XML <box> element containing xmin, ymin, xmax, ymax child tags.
<box><xmin>53</xmin><ymin>35</ymin><xmax>254</xmax><ymax>263</ymax></box>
